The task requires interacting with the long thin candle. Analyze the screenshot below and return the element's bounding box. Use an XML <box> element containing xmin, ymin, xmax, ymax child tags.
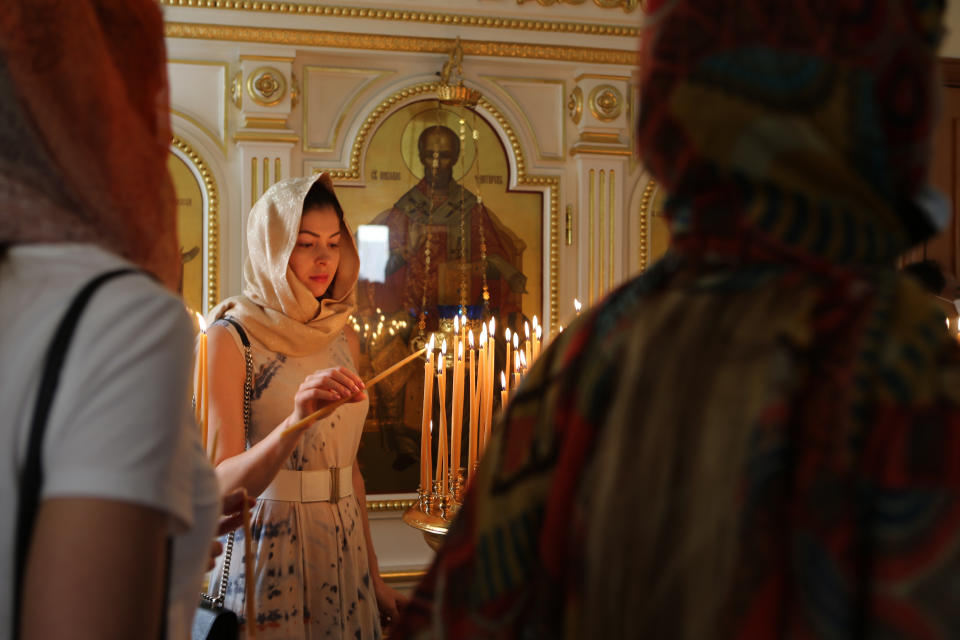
<box><xmin>467</xmin><ymin>331</ymin><xmax>478</xmax><ymax>478</ymax></box>
<box><xmin>500</xmin><ymin>371</ymin><xmax>508</xmax><ymax>409</ymax></box>
<box><xmin>420</xmin><ymin>346</ymin><xmax>433</xmax><ymax>492</ymax></box>
<box><xmin>450</xmin><ymin>342</ymin><xmax>464</xmax><ymax>478</ymax></box>
<box><xmin>436</xmin><ymin>347</ymin><xmax>448</xmax><ymax>495</ymax></box>
<box><xmin>280</xmin><ymin>346</ymin><xmax>428</xmax><ymax>438</ymax></box>
<box><xmin>504</xmin><ymin>328</ymin><xmax>512</xmax><ymax>397</ymax></box>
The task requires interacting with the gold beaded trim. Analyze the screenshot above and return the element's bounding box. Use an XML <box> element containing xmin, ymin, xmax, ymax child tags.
<box><xmin>159</xmin><ymin>1</ymin><xmax>640</xmax><ymax>38</ymax></box>
<box><xmin>171</xmin><ymin>135</ymin><xmax>220</xmax><ymax>310</ymax></box>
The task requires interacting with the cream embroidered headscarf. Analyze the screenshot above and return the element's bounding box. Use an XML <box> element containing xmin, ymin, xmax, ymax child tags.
<box><xmin>209</xmin><ymin>173</ymin><xmax>359</xmax><ymax>356</ymax></box>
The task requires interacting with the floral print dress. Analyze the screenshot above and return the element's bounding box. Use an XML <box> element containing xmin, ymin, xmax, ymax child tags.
<box><xmin>210</xmin><ymin>322</ymin><xmax>380</xmax><ymax>639</ymax></box>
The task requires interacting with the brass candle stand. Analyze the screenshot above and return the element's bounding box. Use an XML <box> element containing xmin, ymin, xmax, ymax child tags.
<box><xmin>402</xmin><ymin>468</ymin><xmax>468</xmax><ymax>550</ymax></box>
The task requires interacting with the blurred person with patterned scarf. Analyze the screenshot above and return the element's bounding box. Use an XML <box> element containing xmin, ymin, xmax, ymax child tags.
<box><xmin>392</xmin><ymin>0</ymin><xmax>960</xmax><ymax>638</ymax></box>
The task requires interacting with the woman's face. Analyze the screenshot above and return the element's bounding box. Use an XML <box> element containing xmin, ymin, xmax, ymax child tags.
<box><xmin>288</xmin><ymin>204</ymin><xmax>341</xmax><ymax>298</ymax></box>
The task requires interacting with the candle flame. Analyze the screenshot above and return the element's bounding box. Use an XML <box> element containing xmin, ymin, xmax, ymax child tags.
<box><xmin>524</xmin><ymin>321</ymin><xmax>530</xmax><ymax>339</ymax></box>
<box><xmin>513</xmin><ymin>333</ymin><xmax>519</xmax><ymax>349</ymax></box>
<box><xmin>519</xmin><ymin>350</ymin><xmax>527</xmax><ymax>367</ymax></box>
<box><xmin>441</xmin><ymin>338</ymin><xmax>448</xmax><ymax>355</ymax></box>
<box><xmin>454</xmin><ymin>315</ymin><xmax>460</xmax><ymax>332</ymax></box>
<box><xmin>458</xmin><ymin>342</ymin><xmax>464</xmax><ymax>359</ymax></box>
<box><xmin>500</xmin><ymin>371</ymin><xmax>506</xmax><ymax>389</ymax></box>
<box><xmin>505</xmin><ymin>327</ymin><xmax>511</xmax><ymax>341</ymax></box>
<box><xmin>489</xmin><ymin>317</ymin><xmax>496</xmax><ymax>334</ymax></box>
<box><xmin>437</xmin><ymin>355</ymin><xmax>444</xmax><ymax>374</ymax></box>
<box><xmin>430</xmin><ymin>419</ymin><xmax>433</xmax><ymax>434</ymax></box>
<box><xmin>195</xmin><ymin>311</ymin><xmax>207</xmax><ymax>332</ymax></box>
<box><xmin>574</xmin><ymin>299</ymin><xmax>582</xmax><ymax>312</ymax></box>
<box><xmin>532</xmin><ymin>315</ymin><xmax>538</xmax><ymax>329</ymax></box>
<box><xmin>535</xmin><ymin>325</ymin><xmax>542</xmax><ymax>339</ymax></box>
<box><xmin>480</xmin><ymin>326</ymin><xmax>488</xmax><ymax>342</ymax></box>
<box><xmin>468</xmin><ymin>330</ymin><xmax>474</xmax><ymax>347</ymax></box>
<box><xmin>427</xmin><ymin>333</ymin><xmax>435</xmax><ymax>352</ymax></box>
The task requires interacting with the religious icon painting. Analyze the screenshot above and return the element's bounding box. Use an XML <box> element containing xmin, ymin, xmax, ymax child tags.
<box><xmin>335</xmin><ymin>99</ymin><xmax>544</xmax><ymax>495</ymax></box>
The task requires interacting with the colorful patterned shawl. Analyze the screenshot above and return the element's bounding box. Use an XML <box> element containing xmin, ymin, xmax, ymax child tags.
<box><xmin>394</xmin><ymin>1</ymin><xmax>960</xmax><ymax>638</ymax></box>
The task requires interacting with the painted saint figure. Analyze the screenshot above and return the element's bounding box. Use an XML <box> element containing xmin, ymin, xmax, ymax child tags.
<box><xmin>368</xmin><ymin>124</ymin><xmax>526</xmax><ymax>328</ymax></box>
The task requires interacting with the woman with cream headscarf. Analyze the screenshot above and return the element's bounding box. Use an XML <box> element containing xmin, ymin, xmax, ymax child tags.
<box><xmin>207</xmin><ymin>174</ymin><xmax>405</xmax><ymax>638</ymax></box>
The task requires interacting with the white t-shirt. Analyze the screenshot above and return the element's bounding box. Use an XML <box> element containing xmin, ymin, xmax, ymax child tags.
<box><xmin>0</xmin><ymin>243</ymin><xmax>220</xmax><ymax>639</ymax></box>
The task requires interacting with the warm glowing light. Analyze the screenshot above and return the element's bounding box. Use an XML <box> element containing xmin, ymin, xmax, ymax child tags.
<box><xmin>574</xmin><ymin>299</ymin><xmax>582</xmax><ymax>313</ymax></box>
<box><xmin>454</xmin><ymin>315</ymin><xmax>460</xmax><ymax>333</ymax></box>
<box><xmin>468</xmin><ymin>330</ymin><xmax>475</xmax><ymax>347</ymax></box>
<box><xmin>500</xmin><ymin>371</ymin><xmax>507</xmax><ymax>389</ymax></box>
<box><xmin>441</xmin><ymin>338</ymin><xmax>448</xmax><ymax>356</ymax></box>
<box><xmin>489</xmin><ymin>317</ymin><xmax>496</xmax><ymax>335</ymax></box>
<box><xmin>532</xmin><ymin>315</ymin><xmax>538</xmax><ymax>329</ymax></box>
<box><xmin>513</xmin><ymin>333</ymin><xmax>519</xmax><ymax>349</ymax></box>
<box><xmin>535</xmin><ymin>325</ymin><xmax>542</xmax><ymax>340</ymax></box>
<box><xmin>458</xmin><ymin>342</ymin><xmax>464</xmax><ymax>360</ymax></box>
<box><xmin>505</xmin><ymin>327</ymin><xmax>511</xmax><ymax>342</ymax></box>
<box><xmin>524</xmin><ymin>321</ymin><xmax>530</xmax><ymax>339</ymax></box>
<box><xmin>195</xmin><ymin>311</ymin><xmax>207</xmax><ymax>332</ymax></box>
<box><xmin>519</xmin><ymin>350</ymin><xmax>527</xmax><ymax>368</ymax></box>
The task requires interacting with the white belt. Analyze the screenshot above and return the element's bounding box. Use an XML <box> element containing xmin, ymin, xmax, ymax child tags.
<box><xmin>260</xmin><ymin>467</ymin><xmax>353</xmax><ymax>503</ymax></box>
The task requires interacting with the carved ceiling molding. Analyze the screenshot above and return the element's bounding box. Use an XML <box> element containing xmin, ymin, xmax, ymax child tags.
<box><xmin>164</xmin><ymin>22</ymin><xmax>636</xmax><ymax>65</ymax></box>
<box><xmin>160</xmin><ymin>1</ymin><xmax>639</xmax><ymax>37</ymax></box>
<box><xmin>516</xmin><ymin>0</ymin><xmax>639</xmax><ymax>12</ymax></box>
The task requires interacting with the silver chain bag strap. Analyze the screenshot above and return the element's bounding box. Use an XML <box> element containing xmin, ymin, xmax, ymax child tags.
<box><xmin>192</xmin><ymin>317</ymin><xmax>252</xmax><ymax>640</ymax></box>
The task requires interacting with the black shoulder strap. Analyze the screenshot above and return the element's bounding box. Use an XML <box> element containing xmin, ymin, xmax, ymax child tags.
<box><xmin>221</xmin><ymin>316</ymin><xmax>250</xmax><ymax>347</ymax></box>
<box><xmin>12</xmin><ymin>268</ymin><xmax>174</xmax><ymax>638</ymax></box>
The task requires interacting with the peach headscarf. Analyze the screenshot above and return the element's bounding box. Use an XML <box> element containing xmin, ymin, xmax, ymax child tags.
<box><xmin>209</xmin><ymin>174</ymin><xmax>360</xmax><ymax>357</ymax></box>
<box><xmin>0</xmin><ymin>0</ymin><xmax>179</xmax><ymax>289</ymax></box>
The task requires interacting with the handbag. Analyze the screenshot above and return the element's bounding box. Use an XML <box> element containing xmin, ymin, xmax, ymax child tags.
<box><xmin>192</xmin><ymin>316</ymin><xmax>252</xmax><ymax>640</ymax></box>
<box><xmin>12</xmin><ymin>269</ymin><xmax>174</xmax><ymax>637</ymax></box>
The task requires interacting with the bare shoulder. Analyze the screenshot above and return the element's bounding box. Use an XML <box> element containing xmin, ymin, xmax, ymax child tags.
<box><xmin>207</xmin><ymin>322</ymin><xmax>244</xmax><ymax>374</ymax></box>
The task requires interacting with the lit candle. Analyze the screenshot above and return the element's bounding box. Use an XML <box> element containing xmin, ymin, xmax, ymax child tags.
<box><xmin>524</xmin><ymin>321</ymin><xmax>531</xmax><ymax>370</ymax></box>
<box><xmin>453</xmin><ymin>314</ymin><xmax>460</xmax><ymax>360</ymax></box>
<box><xmin>512</xmin><ymin>350</ymin><xmax>521</xmax><ymax>390</ymax></box>
<box><xmin>500</xmin><ymin>371</ymin><xmax>508</xmax><ymax>409</ymax></box>
<box><xmin>504</xmin><ymin>328</ymin><xmax>512</xmax><ymax>397</ymax></box>
<box><xmin>420</xmin><ymin>335</ymin><xmax>435</xmax><ymax>492</ymax></box>
<box><xmin>533</xmin><ymin>324</ymin><xmax>542</xmax><ymax>364</ymax></box>
<box><xmin>467</xmin><ymin>330</ymin><xmax>478</xmax><ymax>478</ymax></box>
<box><xmin>450</xmin><ymin>342</ymin><xmax>464</xmax><ymax>478</ymax></box>
<box><xmin>436</xmin><ymin>343</ymin><xmax>448</xmax><ymax>496</ymax></box>
<box><xmin>484</xmin><ymin>319</ymin><xmax>495</xmax><ymax>452</ymax></box>
<box><xmin>574</xmin><ymin>298</ymin><xmax>582</xmax><ymax>316</ymax></box>
<box><xmin>518</xmin><ymin>349</ymin><xmax>528</xmax><ymax>380</ymax></box>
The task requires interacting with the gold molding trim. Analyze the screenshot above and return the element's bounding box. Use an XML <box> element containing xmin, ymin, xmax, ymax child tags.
<box><xmin>588</xmin><ymin>83</ymin><xmax>623</xmax><ymax>121</ymax></box>
<box><xmin>239</xmin><ymin>54</ymin><xmax>294</xmax><ymax>62</ymax></box>
<box><xmin>518</xmin><ymin>0</ymin><xmax>638</xmax><ymax>10</ymax></box>
<box><xmin>570</xmin><ymin>144</ymin><xmax>632</xmax><ymax>156</ymax></box>
<box><xmin>599</xmin><ymin>169</ymin><xmax>605</xmax><ymax>293</ymax></box>
<box><xmin>609</xmin><ymin>169</ymin><xmax>615</xmax><ymax>290</ymax></box>
<box><xmin>244</xmin><ymin>116</ymin><xmax>288</xmax><ymax>129</ymax></box>
<box><xmin>246</xmin><ymin>65</ymin><xmax>287</xmax><ymax>107</ymax></box>
<box><xmin>319</xmin><ymin>80</ymin><xmax>560</xmax><ymax>329</ymax></box>
<box><xmin>579</xmin><ymin>131</ymin><xmax>620</xmax><ymax>144</ymax></box>
<box><xmin>234</xmin><ymin>130</ymin><xmax>299</xmax><ymax>143</ymax></box>
<box><xmin>367</xmin><ymin>498</ymin><xmax>417</xmax><ymax>512</ymax></box>
<box><xmin>381</xmin><ymin>569</ymin><xmax>427</xmax><ymax>584</ymax></box>
<box><xmin>171</xmin><ymin>135</ymin><xmax>220</xmax><ymax>311</ymax></box>
<box><xmin>567</xmin><ymin>86</ymin><xmax>583</xmax><ymax>125</ymax></box>
<box><xmin>638</xmin><ymin>178</ymin><xmax>655</xmax><ymax>271</ymax></box>
<box><xmin>164</xmin><ymin>23</ymin><xmax>636</xmax><ymax>66</ymax></box>
<box><xmin>159</xmin><ymin>2</ymin><xmax>639</xmax><ymax>37</ymax></box>
<box><xmin>231</xmin><ymin>71</ymin><xmax>242</xmax><ymax>109</ymax></box>
<box><xmin>574</xmin><ymin>72</ymin><xmax>631</xmax><ymax>83</ymax></box>
<box><xmin>589</xmin><ymin>168</ymin><xmax>595</xmax><ymax>304</ymax></box>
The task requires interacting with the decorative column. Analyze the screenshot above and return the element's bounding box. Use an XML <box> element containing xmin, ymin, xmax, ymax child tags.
<box><xmin>568</xmin><ymin>74</ymin><xmax>631</xmax><ymax>308</ymax></box>
<box><xmin>233</xmin><ymin>53</ymin><xmax>299</xmax><ymax>257</ymax></box>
